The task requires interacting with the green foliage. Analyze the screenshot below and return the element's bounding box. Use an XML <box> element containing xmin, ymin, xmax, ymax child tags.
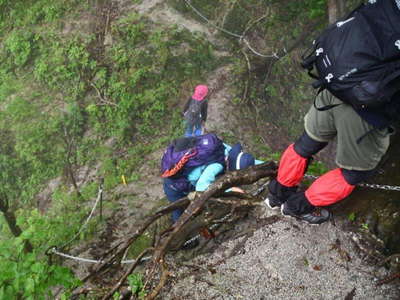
<box><xmin>86</xmin><ymin>16</ymin><xmax>217</xmax><ymax>140</ymax></box>
<box><xmin>34</xmin><ymin>35</ymin><xmax>96</xmax><ymax>94</ymax></box>
<box><xmin>270</xmin><ymin>0</ymin><xmax>327</xmax><ymax>20</ymax></box>
<box><xmin>0</xmin><ymin>0</ymin><xmax>81</xmax><ymax>34</ymax></box>
<box><xmin>127</xmin><ymin>273</ymin><xmax>146</xmax><ymax>298</ymax></box>
<box><xmin>1</xmin><ymin>95</ymin><xmax>66</xmax><ymax>202</ymax></box>
<box><xmin>128</xmin><ymin>233</ymin><xmax>152</xmax><ymax>259</ymax></box>
<box><xmin>307</xmin><ymin>161</ymin><xmax>329</xmax><ymax>176</ymax></box>
<box><xmin>0</xmin><ymin>210</ymin><xmax>80</xmax><ymax>298</ymax></box>
<box><xmin>348</xmin><ymin>212</ymin><xmax>356</xmax><ymax>222</ymax></box>
<box><xmin>4</xmin><ymin>30</ymin><xmax>37</xmax><ymax>67</ymax></box>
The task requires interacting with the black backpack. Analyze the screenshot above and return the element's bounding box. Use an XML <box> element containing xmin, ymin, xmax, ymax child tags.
<box><xmin>184</xmin><ymin>98</ymin><xmax>204</xmax><ymax>127</ymax></box>
<box><xmin>301</xmin><ymin>0</ymin><xmax>400</xmax><ymax>110</ymax></box>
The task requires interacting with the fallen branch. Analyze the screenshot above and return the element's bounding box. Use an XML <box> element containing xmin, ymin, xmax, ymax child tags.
<box><xmin>89</xmin><ymin>162</ymin><xmax>276</xmax><ymax>299</ymax></box>
<box><xmin>102</xmin><ymin>247</ymin><xmax>154</xmax><ymax>300</ymax></box>
<box><xmin>376</xmin><ymin>272</ymin><xmax>400</xmax><ymax>286</ymax></box>
<box><xmin>83</xmin><ymin>198</ymin><xmax>190</xmax><ymax>282</ymax></box>
<box><xmin>147</xmin><ymin>161</ymin><xmax>276</xmax><ymax>299</ymax></box>
<box><xmin>377</xmin><ymin>253</ymin><xmax>400</xmax><ymax>267</ymax></box>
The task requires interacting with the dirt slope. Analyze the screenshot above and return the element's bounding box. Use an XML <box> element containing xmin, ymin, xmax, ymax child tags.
<box><xmin>59</xmin><ymin>1</ymin><xmax>400</xmax><ymax>297</ymax></box>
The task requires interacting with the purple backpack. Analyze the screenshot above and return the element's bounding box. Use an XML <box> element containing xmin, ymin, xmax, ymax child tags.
<box><xmin>161</xmin><ymin>133</ymin><xmax>225</xmax><ymax>180</ymax></box>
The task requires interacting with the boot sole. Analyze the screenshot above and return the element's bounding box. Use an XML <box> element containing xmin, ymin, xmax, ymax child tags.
<box><xmin>280</xmin><ymin>206</ymin><xmax>327</xmax><ymax>226</ymax></box>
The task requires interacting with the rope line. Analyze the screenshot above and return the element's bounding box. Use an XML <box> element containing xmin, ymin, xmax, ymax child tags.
<box><xmin>183</xmin><ymin>0</ymin><xmax>242</xmax><ymax>38</ymax></box>
<box><xmin>58</xmin><ymin>183</ymin><xmax>104</xmax><ymax>250</ymax></box>
<box><xmin>183</xmin><ymin>0</ymin><xmax>279</xmax><ymax>59</ymax></box>
<box><xmin>50</xmin><ymin>247</ymin><xmax>150</xmax><ymax>264</ymax></box>
<box><xmin>242</xmin><ymin>38</ymin><xmax>279</xmax><ymax>59</ymax></box>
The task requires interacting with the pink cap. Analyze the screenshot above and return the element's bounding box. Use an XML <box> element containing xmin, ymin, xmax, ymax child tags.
<box><xmin>192</xmin><ymin>85</ymin><xmax>208</xmax><ymax>101</ymax></box>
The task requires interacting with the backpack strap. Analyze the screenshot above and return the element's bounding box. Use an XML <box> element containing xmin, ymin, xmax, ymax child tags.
<box><xmin>161</xmin><ymin>149</ymin><xmax>198</xmax><ymax>178</ymax></box>
<box><xmin>380</xmin><ymin>67</ymin><xmax>400</xmax><ymax>101</ymax></box>
<box><xmin>356</xmin><ymin>127</ymin><xmax>378</xmax><ymax>145</ymax></box>
<box><xmin>313</xmin><ymin>88</ymin><xmax>342</xmax><ymax>111</ymax></box>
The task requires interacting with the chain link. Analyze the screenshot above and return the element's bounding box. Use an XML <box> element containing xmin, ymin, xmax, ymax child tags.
<box><xmin>304</xmin><ymin>174</ymin><xmax>400</xmax><ymax>191</ymax></box>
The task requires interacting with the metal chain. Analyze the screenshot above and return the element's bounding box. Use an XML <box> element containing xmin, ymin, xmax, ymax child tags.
<box><xmin>304</xmin><ymin>174</ymin><xmax>400</xmax><ymax>192</ymax></box>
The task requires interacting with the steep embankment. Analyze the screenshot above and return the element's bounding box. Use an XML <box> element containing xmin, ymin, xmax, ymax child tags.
<box><xmin>125</xmin><ymin>1</ymin><xmax>399</xmax><ymax>299</ymax></box>
<box><xmin>142</xmin><ymin>2</ymin><xmax>399</xmax><ymax>300</ymax></box>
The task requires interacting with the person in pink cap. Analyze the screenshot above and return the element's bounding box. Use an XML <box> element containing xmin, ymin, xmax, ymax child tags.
<box><xmin>182</xmin><ymin>85</ymin><xmax>209</xmax><ymax>137</ymax></box>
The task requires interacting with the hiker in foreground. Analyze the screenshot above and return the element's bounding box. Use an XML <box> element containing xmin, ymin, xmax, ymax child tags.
<box><xmin>161</xmin><ymin>133</ymin><xmax>262</xmax><ymax>223</ymax></box>
<box><xmin>265</xmin><ymin>0</ymin><xmax>400</xmax><ymax>225</ymax></box>
<box><xmin>182</xmin><ymin>85</ymin><xmax>209</xmax><ymax>137</ymax></box>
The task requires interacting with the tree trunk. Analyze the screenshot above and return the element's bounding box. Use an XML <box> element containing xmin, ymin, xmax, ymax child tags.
<box><xmin>328</xmin><ymin>0</ymin><xmax>339</xmax><ymax>24</ymax></box>
<box><xmin>328</xmin><ymin>0</ymin><xmax>345</xmax><ymax>24</ymax></box>
<box><xmin>0</xmin><ymin>198</ymin><xmax>33</xmax><ymax>253</ymax></box>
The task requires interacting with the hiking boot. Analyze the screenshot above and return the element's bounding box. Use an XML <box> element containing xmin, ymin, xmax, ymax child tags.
<box><xmin>281</xmin><ymin>203</ymin><xmax>331</xmax><ymax>225</ymax></box>
<box><xmin>264</xmin><ymin>194</ymin><xmax>283</xmax><ymax>210</ymax></box>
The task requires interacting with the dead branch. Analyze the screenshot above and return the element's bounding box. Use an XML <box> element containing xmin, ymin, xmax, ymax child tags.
<box><xmin>242</xmin><ymin>13</ymin><xmax>269</xmax><ymax>38</ymax></box>
<box><xmin>102</xmin><ymin>247</ymin><xmax>154</xmax><ymax>300</ymax></box>
<box><xmin>147</xmin><ymin>161</ymin><xmax>276</xmax><ymax>299</ymax></box>
<box><xmin>85</xmin><ymin>198</ymin><xmax>190</xmax><ymax>282</ymax></box>
<box><xmin>209</xmin><ymin>197</ymin><xmax>264</xmax><ymax>207</ymax></box>
<box><xmin>240</xmin><ymin>48</ymin><xmax>251</xmax><ymax>102</ymax></box>
<box><xmin>377</xmin><ymin>253</ymin><xmax>400</xmax><ymax>267</ymax></box>
<box><xmin>70</xmin><ymin>287</ymin><xmax>95</xmax><ymax>300</ymax></box>
<box><xmin>376</xmin><ymin>272</ymin><xmax>400</xmax><ymax>286</ymax></box>
<box><xmin>146</xmin><ymin>259</ymin><xmax>170</xmax><ymax>300</ymax></box>
<box><xmin>90</xmin><ymin>82</ymin><xmax>117</xmax><ymax>106</ymax></box>
<box><xmin>88</xmin><ymin>162</ymin><xmax>276</xmax><ymax>299</ymax></box>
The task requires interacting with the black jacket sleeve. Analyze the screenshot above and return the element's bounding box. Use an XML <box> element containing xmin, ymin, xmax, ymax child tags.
<box><xmin>201</xmin><ymin>100</ymin><xmax>208</xmax><ymax>122</ymax></box>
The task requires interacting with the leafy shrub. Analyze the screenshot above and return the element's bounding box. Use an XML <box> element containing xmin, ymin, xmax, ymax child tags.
<box><xmin>0</xmin><ymin>210</ymin><xmax>80</xmax><ymax>299</ymax></box>
<box><xmin>4</xmin><ymin>30</ymin><xmax>36</xmax><ymax>67</ymax></box>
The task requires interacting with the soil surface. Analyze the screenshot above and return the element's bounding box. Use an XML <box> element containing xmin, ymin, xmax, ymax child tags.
<box><xmin>161</xmin><ymin>208</ymin><xmax>400</xmax><ymax>299</ymax></box>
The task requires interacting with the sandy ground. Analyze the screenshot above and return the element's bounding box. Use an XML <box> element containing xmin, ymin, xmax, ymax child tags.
<box><xmin>161</xmin><ymin>208</ymin><xmax>400</xmax><ymax>299</ymax></box>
